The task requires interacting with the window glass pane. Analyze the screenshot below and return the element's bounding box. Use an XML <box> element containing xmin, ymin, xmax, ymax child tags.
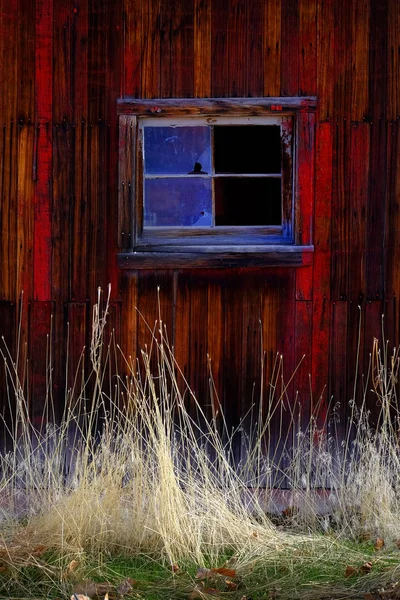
<box><xmin>214</xmin><ymin>126</ymin><xmax>281</xmax><ymax>174</ymax></box>
<box><xmin>144</xmin><ymin>178</ymin><xmax>212</xmax><ymax>226</ymax></box>
<box><xmin>215</xmin><ymin>177</ymin><xmax>281</xmax><ymax>226</ymax></box>
<box><xmin>144</xmin><ymin>126</ymin><xmax>211</xmax><ymax>175</ymax></box>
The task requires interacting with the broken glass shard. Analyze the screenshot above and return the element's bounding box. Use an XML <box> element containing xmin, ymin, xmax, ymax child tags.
<box><xmin>144</xmin><ymin>177</ymin><xmax>212</xmax><ymax>227</ymax></box>
<box><xmin>144</xmin><ymin>126</ymin><xmax>211</xmax><ymax>175</ymax></box>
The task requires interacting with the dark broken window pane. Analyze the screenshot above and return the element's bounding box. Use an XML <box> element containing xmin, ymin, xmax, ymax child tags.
<box><xmin>144</xmin><ymin>177</ymin><xmax>212</xmax><ymax>227</ymax></box>
<box><xmin>144</xmin><ymin>126</ymin><xmax>211</xmax><ymax>175</ymax></box>
<box><xmin>214</xmin><ymin>125</ymin><xmax>281</xmax><ymax>174</ymax></box>
<box><xmin>215</xmin><ymin>177</ymin><xmax>281</xmax><ymax>226</ymax></box>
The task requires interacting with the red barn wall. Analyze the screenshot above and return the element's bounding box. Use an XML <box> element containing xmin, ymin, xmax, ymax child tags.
<box><xmin>0</xmin><ymin>0</ymin><xmax>399</xmax><ymax>437</ymax></box>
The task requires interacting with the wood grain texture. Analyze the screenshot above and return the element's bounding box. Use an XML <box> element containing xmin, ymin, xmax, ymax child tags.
<box><xmin>194</xmin><ymin>0</ymin><xmax>211</xmax><ymax>97</ymax></box>
<box><xmin>388</xmin><ymin>0</ymin><xmax>400</xmax><ymax>119</ymax></box>
<box><xmin>247</xmin><ymin>0</ymin><xmax>264</xmax><ymax>97</ymax></box>
<box><xmin>385</xmin><ymin>122</ymin><xmax>400</xmax><ymax>298</ymax></box>
<box><xmin>331</xmin><ymin>122</ymin><xmax>350</xmax><ymax>301</ymax></box>
<box><xmin>351</xmin><ymin>0</ymin><xmax>369</xmax><ymax>121</ymax></box>
<box><xmin>263</xmin><ymin>0</ymin><xmax>281</xmax><ymax>97</ymax></box>
<box><xmin>311</xmin><ymin>122</ymin><xmax>333</xmax><ymax>423</ymax></box>
<box><xmin>123</xmin><ymin>0</ymin><xmax>142</xmax><ymax>98</ymax></box>
<box><xmin>142</xmin><ymin>0</ymin><xmax>161</xmax><ymax>98</ymax></box>
<box><xmin>348</xmin><ymin>123</ymin><xmax>369</xmax><ymax>301</ymax></box>
<box><xmin>316</xmin><ymin>0</ymin><xmax>334</xmax><ymax>121</ymax></box>
<box><xmin>299</xmin><ymin>0</ymin><xmax>317</xmax><ymax>96</ymax></box>
<box><xmin>53</xmin><ymin>0</ymin><xmax>72</xmax><ymax>123</ymax></box>
<box><xmin>281</xmin><ymin>0</ymin><xmax>299</xmax><ymax>96</ymax></box>
<box><xmin>0</xmin><ymin>0</ymin><xmax>400</xmax><ymax>456</ymax></box>
<box><xmin>0</xmin><ymin>0</ymin><xmax>17</xmax><ymax>124</ymax></box>
<box><xmin>366</xmin><ymin>120</ymin><xmax>387</xmax><ymax>300</ymax></box>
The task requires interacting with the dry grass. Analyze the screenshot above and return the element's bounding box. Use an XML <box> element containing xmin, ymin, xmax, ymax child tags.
<box><xmin>0</xmin><ymin>289</ymin><xmax>399</xmax><ymax>599</ymax></box>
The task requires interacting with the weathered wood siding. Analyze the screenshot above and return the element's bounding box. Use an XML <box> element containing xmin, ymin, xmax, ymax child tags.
<box><xmin>0</xmin><ymin>0</ymin><xmax>399</xmax><ymax>437</ymax></box>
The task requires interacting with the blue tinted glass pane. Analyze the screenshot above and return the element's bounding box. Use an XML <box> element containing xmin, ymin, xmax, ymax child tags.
<box><xmin>144</xmin><ymin>178</ymin><xmax>212</xmax><ymax>227</ymax></box>
<box><xmin>144</xmin><ymin>126</ymin><xmax>211</xmax><ymax>175</ymax></box>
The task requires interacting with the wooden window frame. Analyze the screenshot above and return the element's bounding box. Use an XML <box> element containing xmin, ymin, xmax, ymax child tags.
<box><xmin>117</xmin><ymin>97</ymin><xmax>316</xmax><ymax>269</ymax></box>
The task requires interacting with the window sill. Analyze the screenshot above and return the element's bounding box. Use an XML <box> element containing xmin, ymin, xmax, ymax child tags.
<box><xmin>117</xmin><ymin>245</ymin><xmax>314</xmax><ymax>270</ymax></box>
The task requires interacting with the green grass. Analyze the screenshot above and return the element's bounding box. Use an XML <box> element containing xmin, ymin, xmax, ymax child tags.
<box><xmin>0</xmin><ymin>287</ymin><xmax>400</xmax><ymax>599</ymax></box>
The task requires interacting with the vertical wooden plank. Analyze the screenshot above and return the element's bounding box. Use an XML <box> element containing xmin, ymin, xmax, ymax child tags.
<box><xmin>136</xmin><ymin>271</ymin><xmax>174</xmax><ymax>365</ymax></box>
<box><xmin>71</xmin><ymin>0</ymin><xmax>89</xmax><ymax>119</ymax></box>
<box><xmin>207</xmin><ymin>274</ymin><xmax>224</xmax><ymax>415</ymax></box>
<box><xmin>17</xmin><ymin>0</ymin><xmax>35</xmax><ymax>122</ymax></box>
<box><xmin>368</xmin><ymin>0</ymin><xmax>388</xmax><ymax>123</ymax></box>
<box><xmin>16</xmin><ymin>124</ymin><xmax>35</xmax><ymax>301</ymax></box>
<box><xmin>311</xmin><ymin>122</ymin><xmax>333</xmax><ymax>424</ymax></box>
<box><xmin>228</xmin><ymin>0</ymin><xmax>247</xmax><ymax>97</ymax></box>
<box><xmin>174</xmin><ymin>271</ymin><xmax>191</xmax><ymax>399</ymax></box>
<box><xmin>118</xmin><ymin>116</ymin><xmax>135</xmax><ymax>251</ymax></box>
<box><xmin>366</xmin><ymin>120</ymin><xmax>387</xmax><ymax>300</ymax></box>
<box><xmin>262</xmin><ymin>270</ymin><xmax>295</xmax><ymax>482</ymax></box>
<box><xmin>66</xmin><ymin>302</ymin><xmax>87</xmax><ymax>405</ymax></box>
<box><xmin>385</xmin><ymin>122</ymin><xmax>400</xmax><ymax>298</ymax></box>
<box><xmin>120</xmin><ymin>272</ymin><xmax>138</xmax><ymax>376</ymax></box>
<box><xmin>223</xmin><ymin>273</ymin><xmax>243</xmax><ymax>458</ymax></box>
<box><xmin>87</xmin><ymin>123</ymin><xmax>107</xmax><ymax>298</ymax></box>
<box><xmin>0</xmin><ymin>302</ymin><xmax>16</xmax><ymax>437</ymax></box>
<box><xmin>363</xmin><ymin>301</ymin><xmax>383</xmax><ymax>424</ymax></box>
<box><xmin>241</xmin><ymin>274</ymin><xmax>262</xmax><ymax>433</ymax></box>
<box><xmin>189</xmin><ymin>274</ymin><xmax>209</xmax><ymax>418</ymax></box>
<box><xmin>160</xmin><ymin>0</ymin><xmax>194</xmax><ymax>98</ymax></box>
<box><xmin>142</xmin><ymin>0</ymin><xmax>161</xmax><ymax>99</ymax></box>
<box><xmin>387</xmin><ymin>0</ymin><xmax>400</xmax><ymax>120</ymax></box>
<box><xmin>0</xmin><ymin>125</ymin><xmax>17</xmax><ymax>301</ymax></box>
<box><xmin>281</xmin><ymin>0</ymin><xmax>299</xmax><ymax>97</ymax></box>
<box><xmin>211</xmin><ymin>0</ymin><xmax>229</xmax><ymax>97</ymax></box>
<box><xmin>333</xmin><ymin>0</ymin><xmax>352</xmax><ymax>119</ymax></box>
<box><xmin>264</xmin><ymin>0</ymin><xmax>281</xmax><ymax>97</ymax></box>
<box><xmin>294</xmin><ymin>300</ymin><xmax>313</xmax><ymax>429</ymax></box>
<box><xmin>34</xmin><ymin>0</ymin><xmax>53</xmax><ymax>302</ymax></box>
<box><xmin>0</xmin><ymin>0</ymin><xmax>17</xmax><ymax>124</ymax></box>
<box><xmin>295</xmin><ymin>111</ymin><xmax>315</xmax><ymax>301</ymax></box>
<box><xmin>350</xmin><ymin>0</ymin><xmax>369</xmax><ymax>121</ymax></box>
<box><xmin>329</xmin><ymin>301</ymin><xmax>348</xmax><ymax>441</ymax></box>
<box><xmin>30</xmin><ymin>301</ymin><xmax>53</xmax><ymax>426</ymax></box>
<box><xmin>299</xmin><ymin>0</ymin><xmax>317</xmax><ymax>96</ymax></box>
<box><xmin>173</xmin><ymin>0</ymin><xmax>194</xmax><ymax>98</ymax></box>
<box><xmin>105</xmin><ymin>0</ymin><xmax>123</xmax><ymax>301</ymax></box>
<box><xmin>71</xmin><ymin>122</ymin><xmax>88</xmax><ymax>301</ymax></box>
<box><xmin>123</xmin><ymin>0</ymin><xmax>142</xmax><ymax>97</ymax></box>
<box><xmin>52</xmin><ymin>124</ymin><xmax>72</xmax><ymax>301</ymax></box>
<box><xmin>348</xmin><ymin>123</ymin><xmax>369</xmax><ymax>301</ymax></box>
<box><xmin>331</xmin><ymin>122</ymin><xmax>349</xmax><ymax>301</ymax></box>
<box><xmin>194</xmin><ymin>0</ymin><xmax>211</xmax><ymax>97</ymax></box>
<box><xmin>53</xmin><ymin>0</ymin><xmax>72</xmax><ymax>123</ymax></box>
<box><xmin>88</xmin><ymin>0</ymin><xmax>107</xmax><ymax>122</ymax></box>
<box><xmin>316</xmin><ymin>0</ymin><xmax>334</xmax><ymax>121</ymax></box>
<box><xmin>247</xmin><ymin>0</ymin><xmax>264</xmax><ymax>97</ymax></box>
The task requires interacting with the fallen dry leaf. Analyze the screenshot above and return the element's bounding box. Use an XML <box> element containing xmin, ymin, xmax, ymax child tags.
<box><xmin>360</xmin><ymin>561</ymin><xmax>373</xmax><ymax>574</ymax></box>
<box><xmin>364</xmin><ymin>594</ymin><xmax>375</xmax><ymax>600</ymax></box>
<box><xmin>211</xmin><ymin>567</ymin><xmax>236</xmax><ymax>578</ymax></box>
<box><xmin>71</xmin><ymin>595</ymin><xmax>91</xmax><ymax>600</ymax></box>
<box><xmin>374</xmin><ymin>537</ymin><xmax>385</xmax><ymax>551</ymax></box>
<box><xmin>345</xmin><ymin>566</ymin><xmax>358</xmax><ymax>577</ymax></box>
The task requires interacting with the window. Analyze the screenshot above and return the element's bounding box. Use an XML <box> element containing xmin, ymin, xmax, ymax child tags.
<box><xmin>117</xmin><ymin>98</ymin><xmax>316</xmax><ymax>269</ymax></box>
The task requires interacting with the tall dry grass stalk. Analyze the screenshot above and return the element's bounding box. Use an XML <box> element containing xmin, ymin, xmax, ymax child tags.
<box><xmin>0</xmin><ymin>290</ymin><xmax>399</xmax><ymax>576</ymax></box>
